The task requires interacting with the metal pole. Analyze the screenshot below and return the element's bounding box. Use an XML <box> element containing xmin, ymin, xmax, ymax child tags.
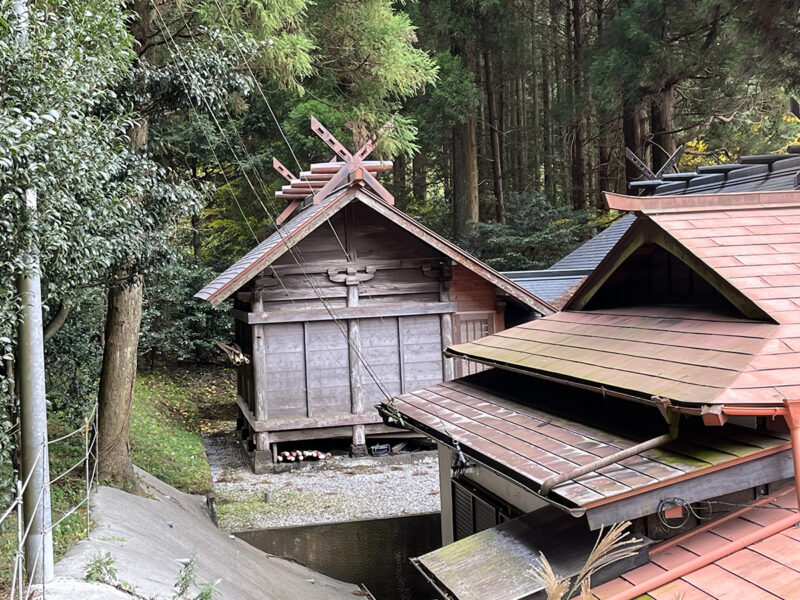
<box><xmin>17</xmin><ymin>183</ymin><xmax>55</xmax><ymax>584</ymax></box>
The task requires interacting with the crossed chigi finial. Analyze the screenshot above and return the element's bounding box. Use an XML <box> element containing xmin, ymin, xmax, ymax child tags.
<box><xmin>272</xmin><ymin>117</ymin><xmax>393</xmax><ymax>224</ymax></box>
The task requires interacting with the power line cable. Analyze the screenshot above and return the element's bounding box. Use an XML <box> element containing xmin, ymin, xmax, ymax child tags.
<box><xmin>151</xmin><ymin>4</ymin><xmax>395</xmax><ymax>401</ymax></box>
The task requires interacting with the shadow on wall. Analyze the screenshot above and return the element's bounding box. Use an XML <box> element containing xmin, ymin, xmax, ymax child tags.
<box><xmin>235</xmin><ymin>512</ymin><xmax>442</xmax><ymax>600</ymax></box>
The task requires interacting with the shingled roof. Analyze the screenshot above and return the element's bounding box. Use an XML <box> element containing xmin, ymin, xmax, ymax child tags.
<box><xmin>505</xmin><ymin>215</ymin><xmax>636</xmax><ymax>305</ymax></box>
<box><xmin>196</xmin><ymin>119</ymin><xmax>554</xmax><ymax>315</ymax></box>
<box><xmin>447</xmin><ymin>190</ymin><xmax>800</xmax><ymax>409</ymax></box>
<box><xmin>592</xmin><ymin>486</ymin><xmax>800</xmax><ymax>600</ymax></box>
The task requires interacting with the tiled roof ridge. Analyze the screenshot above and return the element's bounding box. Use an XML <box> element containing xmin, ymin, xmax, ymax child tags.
<box><xmin>634</xmin><ymin>152</ymin><xmax>800</xmax><ymax>196</ymax></box>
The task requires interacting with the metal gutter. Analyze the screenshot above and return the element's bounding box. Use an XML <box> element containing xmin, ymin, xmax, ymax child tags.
<box><xmin>442</xmin><ymin>350</ymin><xmax>704</xmax><ymax>415</ymax></box>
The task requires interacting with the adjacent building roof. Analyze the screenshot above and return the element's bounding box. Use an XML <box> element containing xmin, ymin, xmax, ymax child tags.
<box><xmin>383</xmin><ymin>374</ymin><xmax>791</xmax><ymax>527</ymax></box>
<box><xmin>641</xmin><ymin>154</ymin><xmax>800</xmax><ymax>197</ymax></box>
<box><xmin>447</xmin><ymin>191</ymin><xmax>800</xmax><ymax>409</ymax></box>
<box><xmin>592</xmin><ymin>486</ymin><xmax>800</xmax><ymax>600</ymax></box>
<box><xmin>504</xmin><ymin>215</ymin><xmax>636</xmax><ymax>305</ymax></box>
<box><xmin>550</xmin><ymin>215</ymin><xmax>638</xmax><ymax>271</ymax></box>
<box><xmin>506</xmin><ymin>152</ymin><xmax>800</xmax><ymax>306</ymax></box>
<box><xmin>413</xmin><ymin>504</ymin><xmax>651</xmax><ymax>600</ymax></box>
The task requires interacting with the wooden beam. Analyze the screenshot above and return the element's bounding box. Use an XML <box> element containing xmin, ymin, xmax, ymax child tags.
<box><xmin>268</xmin><ymin>422</ymin><xmax>402</xmax><ymax>443</ymax></box>
<box><xmin>256</xmin><ymin>258</ymin><xmax>443</xmax><ymax>278</ymax></box>
<box><xmin>241</xmin><ymin>282</ymin><xmax>441</xmax><ymax>303</ymax></box>
<box><xmin>585</xmin><ymin>449</ymin><xmax>794</xmax><ymax>530</ymax></box>
<box><xmin>347</xmin><ymin>284</ymin><xmax>366</xmax><ymax>448</ymax></box>
<box><xmin>251</xmin><ymin>323</ymin><xmax>269</xmax><ymax>421</ymax></box>
<box><xmin>440</xmin><ymin>282</ymin><xmax>454</xmax><ymax>381</ymax></box>
<box><xmin>398</xmin><ymin>316</ymin><xmax>406</xmax><ymax>394</ymax></box>
<box><xmin>255</xmin><ymin>431</ymin><xmax>270</xmax><ymax>451</ymax></box>
<box><xmin>246</xmin><ymin>301</ymin><xmax>458</xmax><ymax>324</ymax></box>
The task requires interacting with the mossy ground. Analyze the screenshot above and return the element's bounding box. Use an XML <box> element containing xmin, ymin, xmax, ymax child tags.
<box><xmin>130</xmin><ymin>365</ymin><xmax>235</xmax><ymax>494</ymax></box>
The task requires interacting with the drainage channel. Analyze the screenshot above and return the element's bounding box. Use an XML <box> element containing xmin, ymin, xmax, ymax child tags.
<box><xmin>235</xmin><ymin>512</ymin><xmax>442</xmax><ymax>600</ymax></box>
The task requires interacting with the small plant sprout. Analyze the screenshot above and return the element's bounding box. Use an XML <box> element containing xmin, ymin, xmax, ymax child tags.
<box><xmin>85</xmin><ymin>552</ymin><xmax>118</xmax><ymax>584</ymax></box>
<box><xmin>527</xmin><ymin>520</ymin><xmax>642</xmax><ymax>600</ymax></box>
<box><xmin>173</xmin><ymin>551</ymin><xmax>220</xmax><ymax>600</ymax></box>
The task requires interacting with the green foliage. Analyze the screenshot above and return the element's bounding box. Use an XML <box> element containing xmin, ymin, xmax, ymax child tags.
<box><xmin>462</xmin><ymin>193</ymin><xmax>597</xmax><ymax>271</ymax></box>
<box><xmin>140</xmin><ymin>256</ymin><xmax>232</xmax><ymax>363</ymax></box>
<box><xmin>84</xmin><ymin>551</ymin><xmax>137</xmax><ymax>593</ymax></box>
<box><xmin>173</xmin><ymin>552</ymin><xmax>220</xmax><ymax>600</ymax></box>
<box><xmin>85</xmin><ymin>552</ymin><xmax>118</xmax><ymax>584</ymax></box>
<box><xmin>45</xmin><ymin>293</ymin><xmax>106</xmax><ymax>426</ymax></box>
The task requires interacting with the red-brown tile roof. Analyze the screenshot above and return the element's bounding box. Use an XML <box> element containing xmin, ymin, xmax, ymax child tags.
<box><xmin>388</xmin><ymin>378</ymin><xmax>790</xmax><ymax>511</ymax></box>
<box><xmin>592</xmin><ymin>487</ymin><xmax>800</xmax><ymax>600</ymax></box>
<box><xmin>448</xmin><ymin>192</ymin><xmax>800</xmax><ymax>408</ymax></box>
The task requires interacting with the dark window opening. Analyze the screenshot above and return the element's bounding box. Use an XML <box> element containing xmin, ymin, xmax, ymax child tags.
<box><xmin>452</xmin><ymin>478</ymin><xmax>521</xmax><ymax>541</ymax></box>
<box><xmin>585</xmin><ymin>243</ymin><xmax>743</xmax><ymax>316</ymax></box>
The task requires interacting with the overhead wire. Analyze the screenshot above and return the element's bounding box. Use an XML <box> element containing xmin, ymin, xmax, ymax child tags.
<box><xmin>151</xmin><ymin>3</ymin><xmax>396</xmax><ymax>402</ymax></box>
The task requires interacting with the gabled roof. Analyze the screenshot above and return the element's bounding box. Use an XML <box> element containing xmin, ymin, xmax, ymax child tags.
<box><xmin>198</xmin><ymin>117</ymin><xmax>554</xmax><ymax>314</ymax></box>
<box><xmin>592</xmin><ymin>486</ymin><xmax>800</xmax><ymax>600</ymax></box>
<box><xmin>196</xmin><ymin>183</ymin><xmax>555</xmax><ymax>315</ymax></box>
<box><xmin>509</xmin><ymin>151</ymin><xmax>800</xmax><ymax>306</ymax></box>
<box><xmin>381</xmin><ymin>372</ymin><xmax>791</xmax><ymax>525</ymax></box>
<box><xmin>446</xmin><ymin>191</ymin><xmax>800</xmax><ymax>409</ymax></box>
<box><xmin>505</xmin><ymin>216</ymin><xmax>637</xmax><ymax>306</ymax></box>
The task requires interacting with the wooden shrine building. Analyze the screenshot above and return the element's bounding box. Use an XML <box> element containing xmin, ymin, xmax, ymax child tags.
<box><xmin>196</xmin><ymin>119</ymin><xmax>553</xmax><ymax>471</ymax></box>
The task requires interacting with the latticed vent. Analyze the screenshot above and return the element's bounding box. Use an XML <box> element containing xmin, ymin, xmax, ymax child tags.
<box><xmin>452</xmin><ymin>478</ymin><xmax>520</xmax><ymax>541</ymax></box>
<box><xmin>453</xmin><ymin>482</ymin><xmax>474</xmax><ymax>541</ymax></box>
<box><xmin>454</xmin><ymin>311</ymin><xmax>495</xmax><ymax>378</ymax></box>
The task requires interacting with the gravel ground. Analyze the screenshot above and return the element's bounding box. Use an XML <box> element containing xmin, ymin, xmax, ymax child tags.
<box><xmin>203</xmin><ymin>429</ymin><xmax>441</xmax><ymax>531</ymax></box>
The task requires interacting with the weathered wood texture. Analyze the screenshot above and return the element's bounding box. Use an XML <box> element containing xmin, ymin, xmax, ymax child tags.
<box><xmin>232</xmin><ymin>202</ymin><xmax>518</xmax><ymax>452</ymax></box>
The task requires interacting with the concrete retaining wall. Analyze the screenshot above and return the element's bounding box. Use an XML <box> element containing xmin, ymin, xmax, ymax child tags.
<box><xmin>236</xmin><ymin>512</ymin><xmax>442</xmax><ymax>600</ymax></box>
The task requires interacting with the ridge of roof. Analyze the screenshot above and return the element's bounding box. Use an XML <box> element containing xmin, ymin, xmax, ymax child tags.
<box><xmin>196</xmin><ymin>184</ymin><xmax>555</xmax><ymax>314</ymax></box>
<box><xmin>642</xmin><ymin>152</ymin><xmax>800</xmax><ymax>197</ymax></box>
<box><xmin>605</xmin><ymin>190</ymin><xmax>800</xmax><ymax>213</ymax></box>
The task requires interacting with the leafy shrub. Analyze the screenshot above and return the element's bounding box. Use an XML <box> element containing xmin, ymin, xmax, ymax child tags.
<box><xmin>462</xmin><ymin>191</ymin><xmax>598</xmax><ymax>271</ymax></box>
<box><xmin>139</xmin><ymin>255</ymin><xmax>232</xmax><ymax>364</ymax></box>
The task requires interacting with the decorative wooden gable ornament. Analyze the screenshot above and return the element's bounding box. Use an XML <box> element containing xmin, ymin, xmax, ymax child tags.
<box><xmin>273</xmin><ymin>117</ymin><xmax>394</xmax><ymax>225</ymax></box>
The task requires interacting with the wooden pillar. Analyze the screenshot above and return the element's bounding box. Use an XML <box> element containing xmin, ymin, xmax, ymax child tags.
<box><xmin>347</xmin><ymin>283</ymin><xmax>367</xmax><ymax>456</ymax></box>
<box><xmin>440</xmin><ymin>281</ymin><xmax>454</xmax><ymax>381</ymax></box>
<box><xmin>252</xmin><ymin>323</ymin><xmax>269</xmax><ymax>422</ymax></box>
<box><xmin>250</xmin><ymin>293</ymin><xmax>272</xmax><ymax>472</ymax></box>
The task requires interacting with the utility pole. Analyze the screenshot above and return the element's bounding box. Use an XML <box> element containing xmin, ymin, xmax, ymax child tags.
<box><xmin>15</xmin><ymin>0</ymin><xmax>54</xmax><ymax>585</ymax></box>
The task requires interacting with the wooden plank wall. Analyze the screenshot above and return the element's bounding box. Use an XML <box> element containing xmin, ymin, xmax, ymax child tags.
<box><xmin>449</xmin><ymin>264</ymin><xmax>504</xmax><ymax>377</ymax></box>
<box><xmin>237</xmin><ymin>202</ymin><xmax>500</xmax><ymax>430</ymax></box>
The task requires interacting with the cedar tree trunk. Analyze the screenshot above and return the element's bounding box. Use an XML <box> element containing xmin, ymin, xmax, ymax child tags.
<box><xmin>97</xmin><ymin>0</ymin><xmax>152</xmax><ymax>487</ymax></box>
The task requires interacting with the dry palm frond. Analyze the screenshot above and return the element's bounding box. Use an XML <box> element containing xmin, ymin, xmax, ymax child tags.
<box><xmin>526</xmin><ymin>520</ymin><xmax>642</xmax><ymax>600</ymax></box>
